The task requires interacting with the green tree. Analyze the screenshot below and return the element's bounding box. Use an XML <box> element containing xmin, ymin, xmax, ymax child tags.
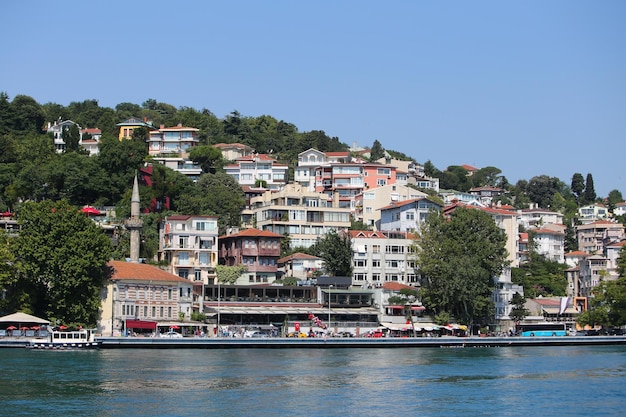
<box><xmin>215</xmin><ymin>265</ymin><xmax>247</xmax><ymax>284</ymax></box>
<box><xmin>309</xmin><ymin>229</ymin><xmax>353</xmax><ymax>276</ymax></box>
<box><xmin>14</xmin><ymin>200</ymin><xmax>113</xmax><ymax>325</ymax></box>
<box><xmin>174</xmin><ymin>172</ymin><xmax>245</xmax><ymax>234</ymax></box>
<box><xmin>10</xmin><ymin>95</ymin><xmax>45</xmax><ymax>134</ymax></box>
<box><xmin>583</xmin><ymin>173</ymin><xmax>596</xmax><ymax>204</ymax></box>
<box><xmin>508</xmin><ymin>292</ymin><xmax>529</xmax><ymax>324</ymax></box>
<box><xmin>369</xmin><ymin>140</ymin><xmax>385</xmax><ymax>161</ymax></box>
<box><xmin>511</xmin><ymin>253</ymin><xmax>568</xmax><ymax>298</ymax></box>
<box><xmin>189</xmin><ymin>145</ymin><xmax>224</xmax><ymax>174</ymax></box>
<box><xmin>571</xmin><ymin>173</ymin><xmax>585</xmax><ymax>205</ymax></box>
<box><xmin>415</xmin><ymin>207</ymin><xmax>509</xmax><ymax>325</ymax></box>
<box><xmin>62</xmin><ymin>124</ymin><xmax>81</xmax><ymax>152</ymax></box>
<box><xmin>607</xmin><ymin>189</ymin><xmax>624</xmax><ymax>212</ymax></box>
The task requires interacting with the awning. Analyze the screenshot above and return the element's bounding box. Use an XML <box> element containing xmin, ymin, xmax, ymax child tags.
<box><xmin>381</xmin><ymin>322</ymin><xmax>414</xmax><ymax>331</ymax></box>
<box><xmin>126</xmin><ymin>319</ymin><xmax>157</xmax><ymax>330</ymax></box>
<box><xmin>385</xmin><ymin>305</ymin><xmax>425</xmax><ymax>311</ymax></box>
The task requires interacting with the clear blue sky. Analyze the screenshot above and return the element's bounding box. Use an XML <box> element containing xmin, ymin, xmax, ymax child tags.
<box><xmin>2</xmin><ymin>1</ymin><xmax>624</xmax><ymax>197</ymax></box>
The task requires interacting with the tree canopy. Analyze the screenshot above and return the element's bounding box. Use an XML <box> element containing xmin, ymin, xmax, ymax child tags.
<box><xmin>415</xmin><ymin>207</ymin><xmax>509</xmax><ymax>325</ymax></box>
<box><xmin>308</xmin><ymin>229</ymin><xmax>353</xmax><ymax>277</ymax></box>
<box><xmin>13</xmin><ymin>200</ymin><xmax>113</xmax><ymax>325</ymax></box>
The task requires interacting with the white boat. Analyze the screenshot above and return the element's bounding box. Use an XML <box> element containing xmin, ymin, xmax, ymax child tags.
<box><xmin>27</xmin><ymin>329</ymin><xmax>101</xmax><ymax>350</ymax></box>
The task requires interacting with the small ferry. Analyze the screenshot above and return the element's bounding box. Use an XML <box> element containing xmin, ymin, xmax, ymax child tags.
<box><xmin>28</xmin><ymin>328</ymin><xmax>101</xmax><ymax>350</ymax></box>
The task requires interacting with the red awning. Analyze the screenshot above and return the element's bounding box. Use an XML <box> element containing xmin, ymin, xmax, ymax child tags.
<box><xmin>126</xmin><ymin>319</ymin><xmax>157</xmax><ymax>330</ymax></box>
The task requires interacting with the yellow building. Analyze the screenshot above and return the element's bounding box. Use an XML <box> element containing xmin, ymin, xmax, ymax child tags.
<box><xmin>116</xmin><ymin>117</ymin><xmax>157</xmax><ymax>140</ymax></box>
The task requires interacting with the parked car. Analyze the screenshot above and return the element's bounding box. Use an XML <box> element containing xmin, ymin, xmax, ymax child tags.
<box><xmin>161</xmin><ymin>331</ymin><xmax>183</xmax><ymax>338</ymax></box>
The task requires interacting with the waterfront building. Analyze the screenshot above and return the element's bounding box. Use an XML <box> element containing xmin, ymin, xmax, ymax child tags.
<box><xmin>350</xmin><ymin>230</ymin><xmax>418</xmax><ymax>288</ymax></box>
<box><xmin>218</xmin><ymin>228</ymin><xmax>283</xmax><ymax>284</ymax></box>
<box><xmin>99</xmin><ymin>260</ymin><xmax>194</xmax><ymax>336</ymax></box>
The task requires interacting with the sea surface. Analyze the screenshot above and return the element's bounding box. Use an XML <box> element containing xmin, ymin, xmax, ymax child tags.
<box><xmin>0</xmin><ymin>345</ymin><xmax>624</xmax><ymax>417</ymax></box>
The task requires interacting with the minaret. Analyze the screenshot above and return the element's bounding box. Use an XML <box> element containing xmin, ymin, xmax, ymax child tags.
<box><xmin>125</xmin><ymin>174</ymin><xmax>143</xmax><ymax>263</ymax></box>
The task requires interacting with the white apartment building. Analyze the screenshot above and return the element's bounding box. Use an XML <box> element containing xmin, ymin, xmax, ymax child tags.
<box><xmin>354</xmin><ymin>184</ymin><xmax>427</xmax><ymax>230</ymax></box>
<box><xmin>517</xmin><ymin>208</ymin><xmax>564</xmax><ymax>230</ymax></box>
<box><xmin>578</xmin><ymin>204</ymin><xmax>609</xmax><ymax>224</ymax></box>
<box><xmin>225</xmin><ymin>153</ymin><xmax>288</xmax><ymax>190</ymax></box>
<box><xmin>248</xmin><ymin>183</ymin><xmax>351</xmax><ymax>249</ymax></box>
<box><xmin>294</xmin><ymin>148</ymin><xmax>350</xmax><ymax>192</ymax></box>
<box><xmin>379</xmin><ymin>197</ymin><xmax>443</xmax><ymax>233</ymax></box>
<box><xmin>158</xmin><ymin>215</ymin><xmax>219</xmax><ymax>286</ymax></box>
<box><xmin>148</xmin><ymin>124</ymin><xmax>202</xmax><ymax>181</ymax></box>
<box><xmin>349</xmin><ymin>230</ymin><xmax>418</xmax><ymax>288</ymax></box>
<box><xmin>532</xmin><ymin>227</ymin><xmax>565</xmax><ymax>263</ymax></box>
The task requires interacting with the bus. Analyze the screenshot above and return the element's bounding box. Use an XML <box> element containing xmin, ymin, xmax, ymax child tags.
<box><xmin>516</xmin><ymin>323</ymin><xmax>567</xmax><ymax>337</ymax></box>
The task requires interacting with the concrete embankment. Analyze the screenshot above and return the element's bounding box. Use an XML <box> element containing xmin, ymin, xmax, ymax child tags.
<box><xmin>94</xmin><ymin>335</ymin><xmax>626</xmax><ymax>349</ymax></box>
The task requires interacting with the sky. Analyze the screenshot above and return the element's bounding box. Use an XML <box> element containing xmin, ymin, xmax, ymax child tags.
<box><xmin>1</xmin><ymin>1</ymin><xmax>624</xmax><ymax>197</ymax></box>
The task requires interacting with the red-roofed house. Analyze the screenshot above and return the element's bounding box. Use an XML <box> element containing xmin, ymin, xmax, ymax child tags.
<box><xmin>99</xmin><ymin>260</ymin><xmax>194</xmax><ymax>336</ymax></box>
<box><xmin>218</xmin><ymin>228</ymin><xmax>283</xmax><ymax>284</ymax></box>
<box><xmin>213</xmin><ymin>142</ymin><xmax>254</xmax><ymax>161</ymax></box>
<box><xmin>277</xmin><ymin>252</ymin><xmax>323</xmax><ymax>280</ymax></box>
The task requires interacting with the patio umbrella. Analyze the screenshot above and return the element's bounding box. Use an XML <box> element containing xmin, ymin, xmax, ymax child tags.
<box><xmin>81</xmin><ymin>206</ymin><xmax>102</xmax><ymax>216</ymax></box>
<box><xmin>6</xmin><ymin>326</ymin><xmax>16</xmax><ymax>330</ymax></box>
<box><xmin>170</xmin><ymin>325</ymin><xmax>180</xmax><ymax>329</ymax></box>
<box><xmin>31</xmin><ymin>326</ymin><xmax>40</xmax><ymax>330</ymax></box>
<box><xmin>58</xmin><ymin>325</ymin><xmax>67</xmax><ymax>330</ymax></box>
<box><xmin>20</xmin><ymin>326</ymin><xmax>29</xmax><ymax>331</ymax></box>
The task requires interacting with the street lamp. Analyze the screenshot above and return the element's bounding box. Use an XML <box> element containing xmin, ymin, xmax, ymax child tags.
<box><xmin>217</xmin><ymin>280</ymin><xmax>221</xmax><ymax>337</ymax></box>
<box><xmin>328</xmin><ymin>285</ymin><xmax>333</xmax><ymax>332</ymax></box>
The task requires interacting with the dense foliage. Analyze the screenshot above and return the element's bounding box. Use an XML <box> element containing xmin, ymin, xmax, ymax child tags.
<box><xmin>13</xmin><ymin>200</ymin><xmax>112</xmax><ymax>326</ymax></box>
<box><xmin>308</xmin><ymin>230</ymin><xmax>353</xmax><ymax>277</ymax></box>
<box><xmin>415</xmin><ymin>207</ymin><xmax>509</xmax><ymax>325</ymax></box>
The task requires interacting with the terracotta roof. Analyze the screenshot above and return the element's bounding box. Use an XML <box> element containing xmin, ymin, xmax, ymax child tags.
<box><xmin>81</xmin><ymin>128</ymin><xmax>101</xmax><ymax>134</ymax></box>
<box><xmin>108</xmin><ymin>260</ymin><xmax>191</xmax><ymax>283</ymax></box>
<box><xmin>379</xmin><ymin>197</ymin><xmax>441</xmax><ymax>211</ymax></box>
<box><xmin>278</xmin><ymin>252</ymin><xmax>321</xmax><ymax>263</ymax></box>
<box><xmin>564</xmin><ymin>251</ymin><xmax>588</xmax><ymax>257</ymax></box>
<box><xmin>461</xmin><ymin>164</ymin><xmax>478</xmax><ymax>172</ymax></box>
<box><xmin>219</xmin><ymin>228</ymin><xmax>283</xmax><ymax>239</ymax></box>
<box><xmin>382</xmin><ymin>282</ymin><xmax>415</xmax><ymax>291</ymax></box>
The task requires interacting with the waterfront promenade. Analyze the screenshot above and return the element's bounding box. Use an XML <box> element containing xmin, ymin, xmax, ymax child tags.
<box><xmin>3</xmin><ymin>334</ymin><xmax>626</xmax><ymax>349</ymax></box>
<box><xmin>94</xmin><ymin>334</ymin><xmax>626</xmax><ymax>349</ymax></box>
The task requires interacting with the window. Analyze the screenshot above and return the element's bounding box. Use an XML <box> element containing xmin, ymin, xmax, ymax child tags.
<box><xmin>372</xmin><ymin>260</ymin><xmax>380</xmax><ymax>268</ymax></box>
<box><xmin>354</xmin><ymin>273</ymin><xmax>366</xmax><ymax>281</ymax></box>
<box><xmin>406</xmin><ymin>212</ymin><xmax>414</xmax><ymax>220</ymax></box>
<box><xmin>355</xmin><ymin>259</ymin><xmax>367</xmax><ymax>268</ymax></box>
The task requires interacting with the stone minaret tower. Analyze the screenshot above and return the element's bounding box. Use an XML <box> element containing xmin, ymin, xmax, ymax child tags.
<box><xmin>125</xmin><ymin>174</ymin><xmax>143</xmax><ymax>263</ymax></box>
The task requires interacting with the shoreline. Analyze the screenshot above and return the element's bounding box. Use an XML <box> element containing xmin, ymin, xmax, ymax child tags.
<box><xmin>96</xmin><ymin>335</ymin><xmax>626</xmax><ymax>349</ymax></box>
<box><xmin>3</xmin><ymin>335</ymin><xmax>626</xmax><ymax>349</ymax></box>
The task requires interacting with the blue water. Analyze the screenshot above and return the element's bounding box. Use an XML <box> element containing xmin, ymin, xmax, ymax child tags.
<box><xmin>0</xmin><ymin>346</ymin><xmax>624</xmax><ymax>416</ymax></box>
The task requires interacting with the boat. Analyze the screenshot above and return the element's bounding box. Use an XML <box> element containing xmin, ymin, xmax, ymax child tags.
<box><xmin>27</xmin><ymin>328</ymin><xmax>101</xmax><ymax>350</ymax></box>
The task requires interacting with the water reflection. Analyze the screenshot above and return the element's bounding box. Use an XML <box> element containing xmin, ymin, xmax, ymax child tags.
<box><xmin>1</xmin><ymin>346</ymin><xmax>626</xmax><ymax>417</ymax></box>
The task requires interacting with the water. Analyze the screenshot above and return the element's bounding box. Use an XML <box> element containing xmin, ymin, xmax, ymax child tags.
<box><xmin>1</xmin><ymin>346</ymin><xmax>624</xmax><ymax>416</ymax></box>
